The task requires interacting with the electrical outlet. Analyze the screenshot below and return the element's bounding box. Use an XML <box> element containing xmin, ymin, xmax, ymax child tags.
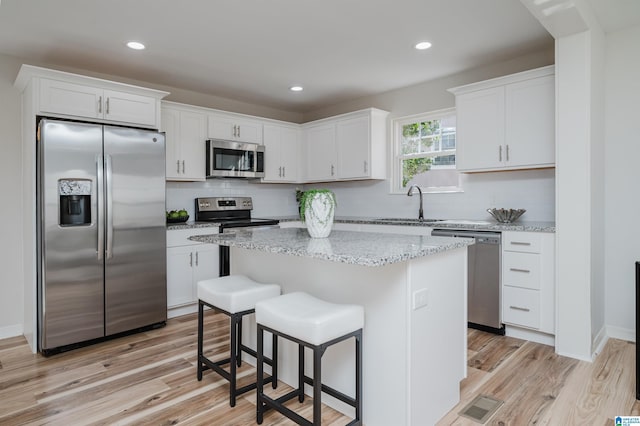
<box><xmin>412</xmin><ymin>288</ymin><xmax>429</xmax><ymax>310</ymax></box>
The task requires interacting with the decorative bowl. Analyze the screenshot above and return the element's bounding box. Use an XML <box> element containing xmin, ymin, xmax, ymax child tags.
<box><xmin>487</xmin><ymin>208</ymin><xmax>526</xmax><ymax>223</ymax></box>
<box><xmin>167</xmin><ymin>215</ymin><xmax>189</xmax><ymax>224</ymax></box>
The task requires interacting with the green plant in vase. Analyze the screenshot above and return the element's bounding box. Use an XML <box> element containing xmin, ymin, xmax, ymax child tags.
<box><xmin>297</xmin><ymin>189</ymin><xmax>336</xmax><ymax>237</ymax></box>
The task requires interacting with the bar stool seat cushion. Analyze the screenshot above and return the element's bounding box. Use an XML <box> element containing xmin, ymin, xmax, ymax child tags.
<box><xmin>197</xmin><ymin>275</ymin><xmax>281</xmax><ymax>314</ymax></box>
<box><xmin>255</xmin><ymin>292</ymin><xmax>364</xmax><ymax>345</ymax></box>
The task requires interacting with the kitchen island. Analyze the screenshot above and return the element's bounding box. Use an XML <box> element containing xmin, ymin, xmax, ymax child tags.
<box><xmin>190</xmin><ymin>228</ymin><xmax>473</xmax><ymax>426</ymax></box>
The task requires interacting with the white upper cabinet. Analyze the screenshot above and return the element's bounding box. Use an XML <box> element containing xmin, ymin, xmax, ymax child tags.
<box><xmin>449</xmin><ymin>66</ymin><xmax>554</xmax><ymax>172</ymax></box>
<box><xmin>262</xmin><ymin>123</ymin><xmax>300</xmax><ymax>183</ymax></box>
<box><xmin>161</xmin><ymin>102</ymin><xmax>207</xmax><ymax>181</ymax></box>
<box><xmin>305</xmin><ymin>122</ymin><xmax>338</xmax><ymax>181</ymax></box>
<box><xmin>208</xmin><ymin>112</ymin><xmax>263</xmax><ymax>144</ymax></box>
<box><xmin>15</xmin><ymin>65</ymin><xmax>168</xmax><ymax>128</ymax></box>
<box><xmin>303</xmin><ymin>108</ymin><xmax>388</xmax><ymax>182</ymax></box>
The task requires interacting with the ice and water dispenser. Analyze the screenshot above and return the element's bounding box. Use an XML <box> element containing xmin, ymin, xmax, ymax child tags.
<box><xmin>58</xmin><ymin>179</ymin><xmax>91</xmax><ymax>226</ymax></box>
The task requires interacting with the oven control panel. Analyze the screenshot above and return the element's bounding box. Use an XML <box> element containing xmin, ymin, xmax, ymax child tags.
<box><xmin>196</xmin><ymin>197</ymin><xmax>253</xmax><ymax>212</ymax></box>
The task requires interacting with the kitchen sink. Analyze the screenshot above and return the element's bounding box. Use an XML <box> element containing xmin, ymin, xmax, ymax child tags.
<box><xmin>374</xmin><ymin>218</ymin><xmax>443</xmax><ymax>223</ymax></box>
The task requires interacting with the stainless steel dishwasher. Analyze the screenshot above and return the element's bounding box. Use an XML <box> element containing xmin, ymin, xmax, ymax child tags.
<box><xmin>431</xmin><ymin>229</ymin><xmax>504</xmax><ymax>334</ymax></box>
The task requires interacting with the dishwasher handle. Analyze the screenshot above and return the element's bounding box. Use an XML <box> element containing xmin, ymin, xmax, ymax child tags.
<box><xmin>432</xmin><ymin>229</ymin><xmax>501</xmax><ymax>245</ymax></box>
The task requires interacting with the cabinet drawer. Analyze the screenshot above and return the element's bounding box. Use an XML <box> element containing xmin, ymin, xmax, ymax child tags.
<box><xmin>503</xmin><ymin>232</ymin><xmax>541</xmax><ymax>253</ymax></box>
<box><xmin>503</xmin><ymin>286</ymin><xmax>540</xmax><ymax>329</ymax></box>
<box><xmin>502</xmin><ymin>252</ymin><xmax>540</xmax><ymax>290</ymax></box>
<box><xmin>167</xmin><ymin>227</ymin><xmax>218</xmax><ymax>247</ymax></box>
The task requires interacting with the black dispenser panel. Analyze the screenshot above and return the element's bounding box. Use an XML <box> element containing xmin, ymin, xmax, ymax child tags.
<box><xmin>58</xmin><ymin>179</ymin><xmax>91</xmax><ymax>226</ymax></box>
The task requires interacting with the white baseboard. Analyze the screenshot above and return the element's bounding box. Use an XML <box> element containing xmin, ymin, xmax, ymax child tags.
<box><xmin>167</xmin><ymin>303</ymin><xmax>198</xmax><ymax>319</ymax></box>
<box><xmin>505</xmin><ymin>325</ymin><xmax>555</xmax><ymax>347</ymax></box>
<box><xmin>606</xmin><ymin>325</ymin><xmax>635</xmax><ymax>343</ymax></box>
<box><xmin>0</xmin><ymin>324</ymin><xmax>23</xmax><ymax>340</ymax></box>
<box><xmin>592</xmin><ymin>326</ymin><xmax>609</xmax><ymax>358</ymax></box>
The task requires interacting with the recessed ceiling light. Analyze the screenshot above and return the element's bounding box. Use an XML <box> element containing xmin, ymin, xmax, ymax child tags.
<box><xmin>415</xmin><ymin>41</ymin><xmax>432</xmax><ymax>50</ymax></box>
<box><xmin>290</xmin><ymin>86</ymin><xmax>303</xmax><ymax>92</ymax></box>
<box><xmin>126</xmin><ymin>41</ymin><xmax>146</xmax><ymax>50</ymax></box>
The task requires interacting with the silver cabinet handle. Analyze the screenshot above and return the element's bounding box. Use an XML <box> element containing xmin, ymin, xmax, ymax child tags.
<box><xmin>105</xmin><ymin>154</ymin><xmax>114</xmax><ymax>260</ymax></box>
<box><xmin>499</xmin><ymin>145</ymin><xmax>502</xmax><ymax>162</ymax></box>
<box><xmin>511</xmin><ymin>241</ymin><xmax>531</xmax><ymax>246</ymax></box>
<box><xmin>506</xmin><ymin>144</ymin><xmax>510</xmax><ymax>161</ymax></box>
<box><xmin>189</xmin><ymin>252</ymin><xmax>193</xmax><ymax>267</ymax></box>
<box><xmin>364</xmin><ymin>160</ymin><xmax>368</xmax><ymax>173</ymax></box>
<box><xmin>98</xmin><ymin>96</ymin><xmax>102</xmax><ymax>114</ymax></box>
<box><xmin>182</xmin><ymin>160</ymin><xmax>185</xmax><ymax>174</ymax></box>
<box><xmin>278</xmin><ymin>166</ymin><xmax>282</xmax><ymax>177</ymax></box>
<box><xmin>282</xmin><ymin>166</ymin><xmax>285</xmax><ymax>178</ymax></box>
<box><xmin>106</xmin><ymin>97</ymin><xmax>110</xmax><ymax>114</ymax></box>
<box><xmin>509</xmin><ymin>305</ymin><xmax>530</xmax><ymax>312</ymax></box>
<box><xmin>176</xmin><ymin>160</ymin><xmax>180</xmax><ymax>174</ymax></box>
<box><xmin>237</xmin><ymin>125</ymin><xmax>240</xmax><ymax>138</ymax></box>
<box><xmin>233</xmin><ymin>125</ymin><xmax>238</xmax><ymax>138</ymax></box>
<box><xmin>510</xmin><ymin>268</ymin><xmax>530</xmax><ymax>273</ymax></box>
<box><xmin>331</xmin><ymin>164</ymin><xmax>335</xmax><ymax>176</ymax></box>
<box><xmin>195</xmin><ymin>251</ymin><xmax>199</xmax><ymax>266</ymax></box>
<box><xmin>96</xmin><ymin>155</ymin><xmax>104</xmax><ymax>260</ymax></box>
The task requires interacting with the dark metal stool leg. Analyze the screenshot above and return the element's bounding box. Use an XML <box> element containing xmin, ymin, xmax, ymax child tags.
<box><xmin>197</xmin><ymin>301</ymin><xmax>204</xmax><ymax>381</ymax></box>
<box><xmin>313</xmin><ymin>347</ymin><xmax>322</xmax><ymax>425</ymax></box>
<box><xmin>236</xmin><ymin>316</ymin><xmax>243</xmax><ymax>368</ymax></box>
<box><xmin>298</xmin><ymin>343</ymin><xmax>305</xmax><ymax>403</ymax></box>
<box><xmin>356</xmin><ymin>330</ymin><xmax>363</xmax><ymax>422</ymax></box>
<box><xmin>256</xmin><ymin>325</ymin><xmax>265</xmax><ymax>425</ymax></box>
<box><xmin>229</xmin><ymin>314</ymin><xmax>241</xmax><ymax>407</ymax></box>
<box><xmin>272</xmin><ymin>332</ymin><xmax>278</xmax><ymax>389</ymax></box>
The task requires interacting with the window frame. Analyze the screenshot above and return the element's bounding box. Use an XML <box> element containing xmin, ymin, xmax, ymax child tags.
<box><xmin>390</xmin><ymin>107</ymin><xmax>462</xmax><ymax>194</ymax></box>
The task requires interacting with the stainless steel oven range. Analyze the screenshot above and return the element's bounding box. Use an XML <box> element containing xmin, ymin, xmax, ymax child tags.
<box><xmin>195</xmin><ymin>197</ymin><xmax>279</xmax><ymax>276</ymax></box>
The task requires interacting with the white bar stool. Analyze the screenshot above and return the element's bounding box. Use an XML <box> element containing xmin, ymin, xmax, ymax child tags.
<box><xmin>197</xmin><ymin>275</ymin><xmax>281</xmax><ymax>407</ymax></box>
<box><xmin>255</xmin><ymin>292</ymin><xmax>364</xmax><ymax>426</ymax></box>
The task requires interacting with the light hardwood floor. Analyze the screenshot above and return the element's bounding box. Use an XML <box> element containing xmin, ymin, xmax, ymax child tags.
<box><xmin>0</xmin><ymin>313</ymin><xmax>637</xmax><ymax>425</ymax></box>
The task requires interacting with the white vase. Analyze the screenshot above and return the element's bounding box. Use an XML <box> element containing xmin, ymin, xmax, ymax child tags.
<box><xmin>304</xmin><ymin>193</ymin><xmax>335</xmax><ymax>238</ymax></box>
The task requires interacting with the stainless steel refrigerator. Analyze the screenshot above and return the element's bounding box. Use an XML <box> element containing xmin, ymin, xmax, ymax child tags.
<box><xmin>37</xmin><ymin>118</ymin><xmax>167</xmax><ymax>354</ymax></box>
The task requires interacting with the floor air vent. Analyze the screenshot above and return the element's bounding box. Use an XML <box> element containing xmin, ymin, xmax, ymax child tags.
<box><xmin>458</xmin><ymin>394</ymin><xmax>504</xmax><ymax>424</ymax></box>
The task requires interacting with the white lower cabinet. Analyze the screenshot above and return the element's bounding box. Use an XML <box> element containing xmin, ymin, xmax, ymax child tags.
<box><xmin>166</xmin><ymin>228</ymin><xmax>219</xmax><ymax>317</ymax></box>
<box><xmin>501</xmin><ymin>231</ymin><xmax>555</xmax><ymax>335</ymax></box>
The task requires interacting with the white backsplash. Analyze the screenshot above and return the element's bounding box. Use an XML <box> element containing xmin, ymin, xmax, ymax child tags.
<box><xmin>167</xmin><ymin>168</ymin><xmax>555</xmax><ymax>222</ymax></box>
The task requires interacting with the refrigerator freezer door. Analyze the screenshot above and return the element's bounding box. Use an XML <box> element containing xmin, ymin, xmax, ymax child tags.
<box><xmin>39</xmin><ymin>120</ymin><xmax>105</xmax><ymax>350</ymax></box>
<box><xmin>103</xmin><ymin>126</ymin><xmax>167</xmax><ymax>335</ymax></box>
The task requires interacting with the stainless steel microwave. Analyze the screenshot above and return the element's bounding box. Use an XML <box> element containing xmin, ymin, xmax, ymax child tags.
<box><xmin>206</xmin><ymin>139</ymin><xmax>265</xmax><ymax>178</ymax></box>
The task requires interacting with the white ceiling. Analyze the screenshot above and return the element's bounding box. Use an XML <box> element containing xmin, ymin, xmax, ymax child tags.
<box><xmin>1</xmin><ymin>0</ymin><xmax>625</xmax><ymax>113</ymax></box>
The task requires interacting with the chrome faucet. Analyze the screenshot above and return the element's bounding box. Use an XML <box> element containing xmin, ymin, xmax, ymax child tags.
<box><xmin>406</xmin><ymin>185</ymin><xmax>424</xmax><ymax>221</ymax></box>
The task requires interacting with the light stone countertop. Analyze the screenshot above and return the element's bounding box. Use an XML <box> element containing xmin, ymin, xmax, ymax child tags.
<box><xmin>188</xmin><ymin>227</ymin><xmax>474</xmax><ymax>267</ymax></box>
<box><xmin>168</xmin><ymin>216</ymin><xmax>555</xmax><ymax>233</ymax></box>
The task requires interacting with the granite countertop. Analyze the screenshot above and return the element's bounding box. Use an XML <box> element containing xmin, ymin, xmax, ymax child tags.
<box><xmin>169</xmin><ymin>216</ymin><xmax>555</xmax><ymax>233</ymax></box>
<box><xmin>188</xmin><ymin>227</ymin><xmax>474</xmax><ymax>267</ymax></box>
<box><xmin>273</xmin><ymin>216</ymin><xmax>556</xmax><ymax>233</ymax></box>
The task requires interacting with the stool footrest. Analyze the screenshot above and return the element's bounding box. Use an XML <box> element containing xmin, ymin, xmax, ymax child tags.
<box><xmin>259</xmin><ymin>392</ymin><xmax>312</xmax><ymax>426</ymax></box>
<box><xmin>302</xmin><ymin>375</ymin><xmax>357</xmax><ymax>409</ymax></box>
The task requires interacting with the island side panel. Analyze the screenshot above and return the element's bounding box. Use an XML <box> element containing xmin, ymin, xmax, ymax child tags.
<box><xmin>407</xmin><ymin>247</ymin><xmax>468</xmax><ymax>426</ymax></box>
<box><xmin>231</xmin><ymin>247</ymin><xmax>410</xmax><ymax>426</ymax></box>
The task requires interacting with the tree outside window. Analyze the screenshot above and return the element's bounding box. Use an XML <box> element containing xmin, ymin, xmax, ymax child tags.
<box><xmin>395</xmin><ymin>109</ymin><xmax>460</xmax><ymax>192</ymax></box>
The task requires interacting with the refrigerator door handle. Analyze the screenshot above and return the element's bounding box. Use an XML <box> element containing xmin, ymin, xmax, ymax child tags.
<box><xmin>105</xmin><ymin>154</ymin><xmax>114</xmax><ymax>260</ymax></box>
<box><xmin>96</xmin><ymin>155</ymin><xmax>105</xmax><ymax>260</ymax></box>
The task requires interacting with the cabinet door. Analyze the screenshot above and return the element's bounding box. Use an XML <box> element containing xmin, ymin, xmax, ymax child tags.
<box><xmin>178</xmin><ymin>110</ymin><xmax>207</xmax><ymax>180</ymax></box>
<box><xmin>305</xmin><ymin>123</ymin><xmax>336</xmax><ymax>181</ymax></box>
<box><xmin>263</xmin><ymin>124</ymin><xmax>283</xmax><ymax>181</ymax></box>
<box><xmin>455</xmin><ymin>87</ymin><xmax>505</xmax><ymax>171</ymax></box>
<box><xmin>208</xmin><ymin>114</ymin><xmax>263</xmax><ymax>144</ymax></box>
<box><xmin>162</xmin><ymin>107</ymin><xmax>182</xmax><ymax>179</ymax></box>
<box><xmin>505</xmin><ymin>75</ymin><xmax>555</xmax><ymax>168</ymax></box>
<box><xmin>103</xmin><ymin>89</ymin><xmax>157</xmax><ymax>126</ymax></box>
<box><xmin>337</xmin><ymin>115</ymin><xmax>369</xmax><ymax>179</ymax></box>
<box><xmin>39</xmin><ymin>78</ymin><xmax>102</xmax><ymax>120</ymax></box>
<box><xmin>192</xmin><ymin>244</ymin><xmax>220</xmax><ymax>288</ymax></box>
<box><xmin>167</xmin><ymin>246</ymin><xmax>195</xmax><ymax>307</ymax></box>
<box><xmin>280</xmin><ymin>126</ymin><xmax>299</xmax><ymax>182</ymax></box>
